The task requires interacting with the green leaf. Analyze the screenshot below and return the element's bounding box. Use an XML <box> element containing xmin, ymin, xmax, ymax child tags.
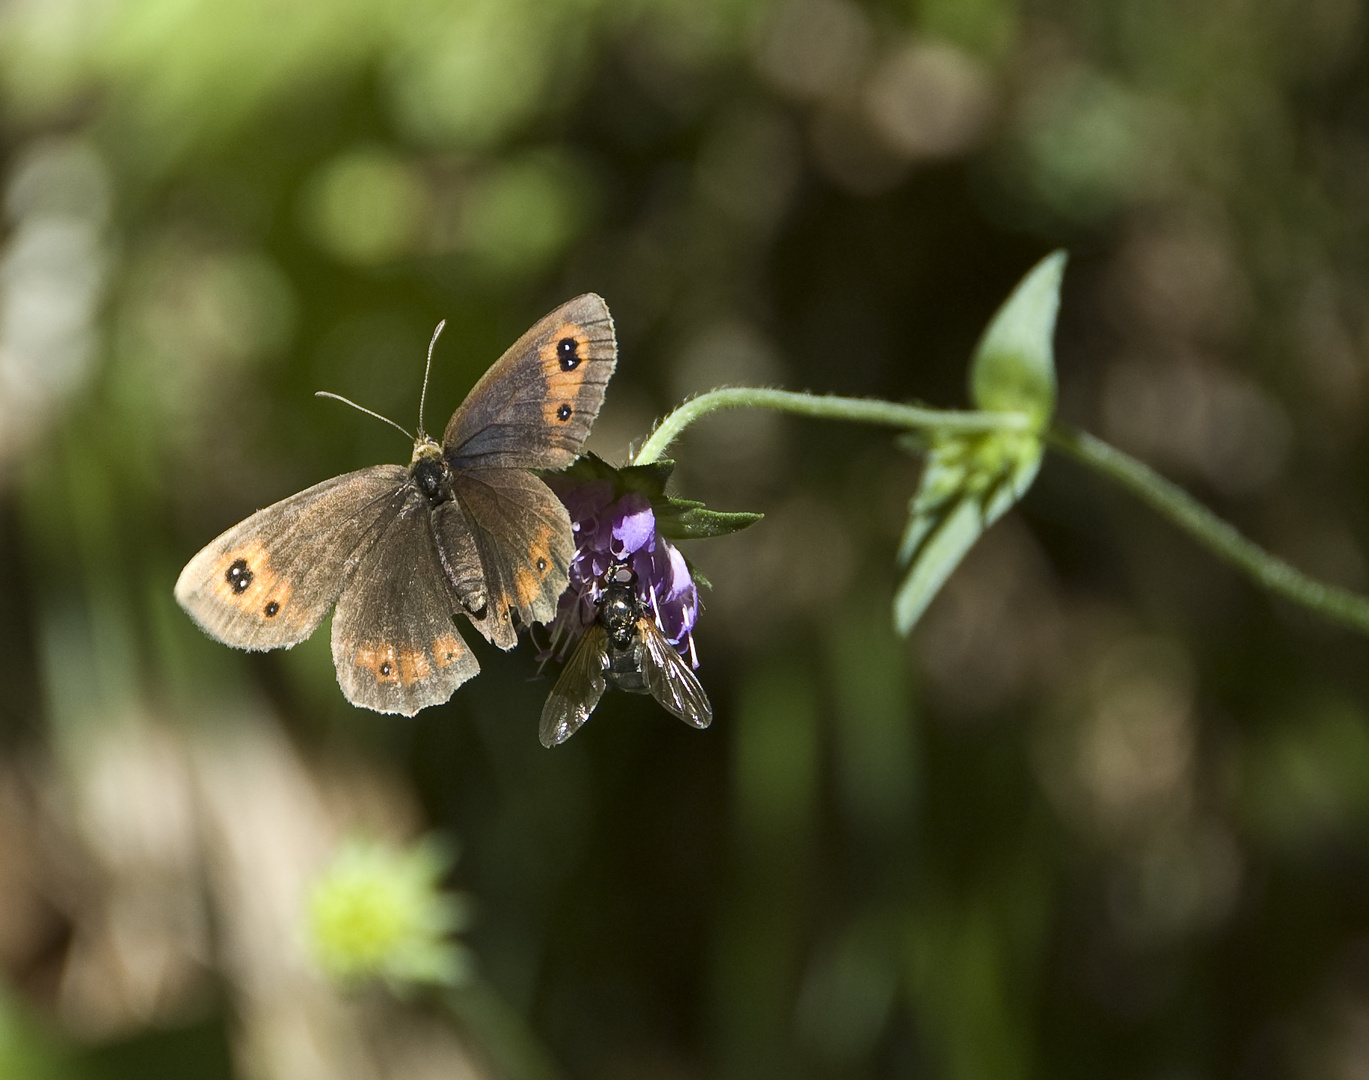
<box><xmin>893</xmin><ymin>431</ymin><xmax>1043</xmax><ymax>636</ymax></box>
<box><xmin>553</xmin><ymin>452</ymin><xmax>675</xmax><ymax>494</ymax></box>
<box><xmin>658</xmin><ymin>505</ymin><xmax>764</xmax><ymax>540</ymax></box>
<box><xmin>969</xmin><ymin>250</ymin><xmax>1066</xmax><ymax>426</ymax></box>
<box><xmin>891</xmin><ymin>253</ymin><xmax>1064</xmax><ymax>633</ymax></box>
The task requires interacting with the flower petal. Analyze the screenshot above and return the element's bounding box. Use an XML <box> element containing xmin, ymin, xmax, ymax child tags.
<box><xmin>662</xmin><ymin>544</ymin><xmax>692</xmax><ymax>603</ymax></box>
<box><xmin>610</xmin><ymin>493</ymin><xmax>656</xmax><ymax>558</ymax></box>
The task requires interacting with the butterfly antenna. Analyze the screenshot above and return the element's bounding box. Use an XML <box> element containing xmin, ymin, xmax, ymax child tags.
<box><xmin>418</xmin><ymin>319</ymin><xmax>445</xmax><ymax>439</ymax></box>
<box><xmin>314</xmin><ymin>392</ymin><xmax>415</xmax><ymax>442</ymax></box>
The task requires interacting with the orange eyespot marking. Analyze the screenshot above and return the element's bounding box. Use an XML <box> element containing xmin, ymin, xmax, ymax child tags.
<box><xmin>356</xmin><ymin>643</ymin><xmax>400</xmax><ymax>684</ymax></box>
<box><xmin>541</xmin><ymin>320</ymin><xmax>596</xmax><ymax>422</ymax></box>
<box><xmin>432</xmin><ymin>634</ymin><xmax>463</xmax><ymax>669</ymax></box>
<box><xmin>397</xmin><ymin>649</ymin><xmax>432</xmax><ymax>685</ymax></box>
<box><xmin>514</xmin><ymin>565</ymin><xmax>537</xmax><ymax>605</ymax></box>
<box><xmin>531</xmin><ymin>520</ymin><xmax>555</xmax><ymax>571</ymax></box>
<box><xmin>539</xmin><ymin>322</ymin><xmax>587</xmax><ymax>373</ymax></box>
<box><xmin>545</xmin><ymin>396</ymin><xmax>578</xmax><ymax>425</ymax></box>
<box><xmin>515</xmin><ymin>521</ymin><xmax>559</xmax><ymax>603</ymax></box>
<box><xmin>209</xmin><ymin>539</ymin><xmax>293</xmax><ymax>616</ymax></box>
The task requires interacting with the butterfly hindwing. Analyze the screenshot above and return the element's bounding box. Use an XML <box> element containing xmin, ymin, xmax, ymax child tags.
<box><xmin>330</xmin><ymin>493</ymin><xmax>479</xmax><ymax>716</ymax></box>
<box><xmin>174</xmin><ymin>467</ymin><xmax>408</xmax><ymax>651</ymax></box>
<box><xmin>442</xmin><ymin>294</ymin><xmax>616</xmax><ymax>470</ymax></box>
<box><xmin>449</xmin><ymin>467</ymin><xmax>575</xmax><ymax>642</ymax></box>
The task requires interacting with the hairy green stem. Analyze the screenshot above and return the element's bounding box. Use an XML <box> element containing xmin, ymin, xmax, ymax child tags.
<box><xmin>1046</xmin><ymin>425</ymin><xmax>1369</xmax><ymax>634</ymax></box>
<box><xmin>633</xmin><ymin>386</ymin><xmax>1369</xmax><ymax>635</ymax></box>
<box><xmin>632</xmin><ymin>387</ymin><xmax>1031</xmax><ymax>466</ymax></box>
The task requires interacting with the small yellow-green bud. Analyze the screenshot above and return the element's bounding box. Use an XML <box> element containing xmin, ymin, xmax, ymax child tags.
<box><xmin>306</xmin><ymin>835</ymin><xmax>472</xmax><ymax>993</ymax></box>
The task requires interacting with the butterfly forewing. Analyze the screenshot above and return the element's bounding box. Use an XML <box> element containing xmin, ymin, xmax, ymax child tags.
<box><xmin>174</xmin><ymin>467</ymin><xmax>409</xmax><ymax>651</ymax></box>
<box><xmin>330</xmin><ymin>494</ymin><xmax>479</xmax><ymax>716</ymax></box>
<box><xmin>539</xmin><ymin>622</ymin><xmax>610</xmax><ymax>747</ymax></box>
<box><xmin>443</xmin><ymin>294</ymin><xmax>616</xmax><ymax>470</ymax></box>
<box><xmin>635</xmin><ymin>619</ymin><xmax>713</xmax><ymax>729</ymax></box>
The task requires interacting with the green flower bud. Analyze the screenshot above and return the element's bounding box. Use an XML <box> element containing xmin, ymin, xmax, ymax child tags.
<box><xmin>306</xmin><ymin>835</ymin><xmax>472</xmax><ymax>993</ymax></box>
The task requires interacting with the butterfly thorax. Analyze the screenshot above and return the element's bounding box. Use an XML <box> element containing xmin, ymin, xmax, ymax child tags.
<box><xmin>409</xmin><ymin>439</ymin><xmax>453</xmax><ymax>505</ymax></box>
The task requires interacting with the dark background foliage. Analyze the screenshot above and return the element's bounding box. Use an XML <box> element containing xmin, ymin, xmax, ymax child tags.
<box><xmin>2</xmin><ymin>0</ymin><xmax>1369</xmax><ymax>1077</ymax></box>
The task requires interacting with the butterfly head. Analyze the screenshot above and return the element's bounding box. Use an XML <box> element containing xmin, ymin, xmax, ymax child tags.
<box><xmin>409</xmin><ymin>436</ymin><xmax>452</xmax><ymax>504</ymax></box>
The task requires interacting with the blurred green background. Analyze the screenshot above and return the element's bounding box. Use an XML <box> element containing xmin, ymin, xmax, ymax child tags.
<box><xmin>1</xmin><ymin>0</ymin><xmax>1369</xmax><ymax>1077</ymax></box>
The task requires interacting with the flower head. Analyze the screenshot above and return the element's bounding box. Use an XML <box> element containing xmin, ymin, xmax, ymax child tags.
<box><xmin>543</xmin><ymin>485</ymin><xmax>702</xmax><ymax>667</ymax></box>
<box><xmin>306</xmin><ymin>835</ymin><xmax>472</xmax><ymax>994</ymax></box>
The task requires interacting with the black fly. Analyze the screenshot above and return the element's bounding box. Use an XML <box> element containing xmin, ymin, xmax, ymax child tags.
<box><xmin>540</xmin><ymin>563</ymin><xmax>712</xmax><ymax>746</ymax></box>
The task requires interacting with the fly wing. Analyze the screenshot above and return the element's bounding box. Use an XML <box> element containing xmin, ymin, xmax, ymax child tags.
<box><xmin>540</xmin><ymin>622</ymin><xmax>610</xmax><ymax>747</ymax></box>
<box><xmin>634</xmin><ymin>619</ymin><xmax>713</xmax><ymax>729</ymax></box>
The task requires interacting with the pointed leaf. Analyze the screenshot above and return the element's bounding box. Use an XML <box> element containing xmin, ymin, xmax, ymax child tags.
<box><xmin>893</xmin><ymin>432</ymin><xmax>1043</xmax><ymax>636</ymax></box>
<box><xmin>553</xmin><ymin>452</ymin><xmax>676</xmax><ymax>495</ymax></box>
<box><xmin>970</xmin><ymin>251</ymin><xmax>1066</xmax><ymax>426</ymax></box>
<box><xmin>659</xmin><ymin>506</ymin><xmax>764</xmax><ymax>540</ymax></box>
<box><xmin>620</xmin><ymin>460</ymin><xmax>677</xmax><ymax>498</ymax></box>
<box><xmin>894</xmin><ymin>491</ymin><xmax>987</xmax><ymax>637</ymax></box>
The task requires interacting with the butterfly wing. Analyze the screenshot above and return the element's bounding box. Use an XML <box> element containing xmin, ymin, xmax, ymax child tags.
<box><xmin>448</xmin><ymin>467</ymin><xmax>575</xmax><ymax>645</ymax></box>
<box><xmin>174</xmin><ymin>467</ymin><xmax>408</xmax><ymax>651</ymax></box>
<box><xmin>540</xmin><ymin>622</ymin><xmax>610</xmax><ymax>747</ymax></box>
<box><xmin>434</xmin><ymin>294</ymin><xmax>616</xmax><ymax>647</ymax></box>
<box><xmin>442</xmin><ymin>294</ymin><xmax>616</xmax><ymax>470</ymax></box>
<box><xmin>633</xmin><ymin>619</ymin><xmax>713</xmax><ymax>729</ymax></box>
<box><xmin>330</xmin><ymin>492</ymin><xmax>479</xmax><ymax>716</ymax></box>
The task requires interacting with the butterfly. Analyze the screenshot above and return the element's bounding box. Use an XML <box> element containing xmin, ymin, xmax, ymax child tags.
<box><xmin>175</xmin><ymin>294</ymin><xmax>616</xmax><ymax>716</ymax></box>
<box><xmin>539</xmin><ymin>562</ymin><xmax>713</xmax><ymax>746</ymax></box>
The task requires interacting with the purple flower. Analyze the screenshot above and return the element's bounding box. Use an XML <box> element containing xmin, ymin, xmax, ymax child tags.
<box><xmin>541</xmin><ymin>487</ymin><xmax>702</xmax><ymax>668</ymax></box>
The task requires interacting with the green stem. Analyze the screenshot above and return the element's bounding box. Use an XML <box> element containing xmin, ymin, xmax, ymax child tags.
<box><xmin>633</xmin><ymin>386</ymin><xmax>1369</xmax><ymax>635</ymax></box>
<box><xmin>1046</xmin><ymin>424</ymin><xmax>1369</xmax><ymax>634</ymax></box>
<box><xmin>632</xmin><ymin>387</ymin><xmax>1030</xmax><ymax>466</ymax></box>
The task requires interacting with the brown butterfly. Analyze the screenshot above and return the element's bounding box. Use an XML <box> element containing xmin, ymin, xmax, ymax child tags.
<box><xmin>540</xmin><ymin>563</ymin><xmax>712</xmax><ymax>747</ymax></box>
<box><xmin>175</xmin><ymin>294</ymin><xmax>616</xmax><ymax>716</ymax></box>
